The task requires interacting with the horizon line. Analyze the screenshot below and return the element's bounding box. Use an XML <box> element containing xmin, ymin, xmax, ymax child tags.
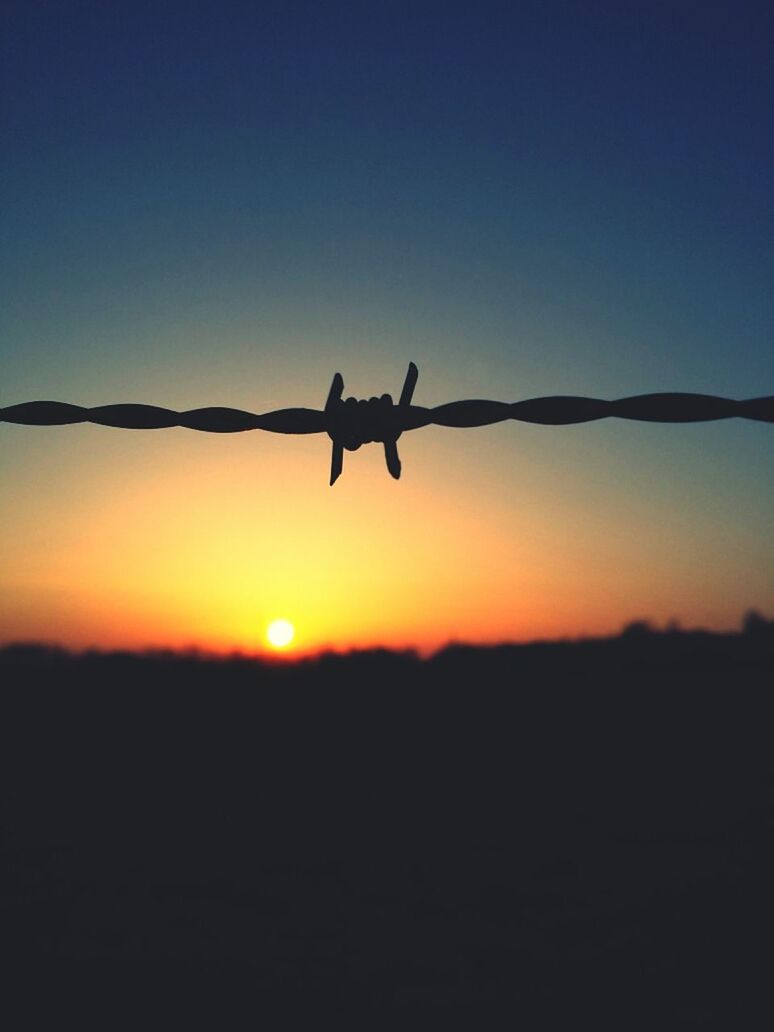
<box><xmin>2</xmin><ymin>610</ymin><xmax>771</xmax><ymax>664</ymax></box>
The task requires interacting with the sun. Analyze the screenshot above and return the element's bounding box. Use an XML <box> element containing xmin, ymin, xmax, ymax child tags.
<box><xmin>266</xmin><ymin>618</ymin><xmax>295</xmax><ymax>650</ymax></box>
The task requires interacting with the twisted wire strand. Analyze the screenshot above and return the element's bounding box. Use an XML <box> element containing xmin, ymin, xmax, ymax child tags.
<box><xmin>1</xmin><ymin>394</ymin><xmax>773</xmax><ymax>433</ymax></box>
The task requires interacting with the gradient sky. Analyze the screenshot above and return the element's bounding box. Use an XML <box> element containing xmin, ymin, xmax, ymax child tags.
<box><xmin>2</xmin><ymin>1</ymin><xmax>772</xmax><ymax>654</ymax></box>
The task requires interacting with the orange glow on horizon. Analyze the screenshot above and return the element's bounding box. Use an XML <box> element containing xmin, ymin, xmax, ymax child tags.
<box><xmin>0</xmin><ymin>420</ymin><xmax>771</xmax><ymax>656</ymax></box>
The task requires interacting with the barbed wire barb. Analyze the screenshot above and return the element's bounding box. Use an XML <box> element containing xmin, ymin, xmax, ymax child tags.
<box><xmin>2</xmin><ymin>362</ymin><xmax>772</xmax><ymax>484</ymax></box>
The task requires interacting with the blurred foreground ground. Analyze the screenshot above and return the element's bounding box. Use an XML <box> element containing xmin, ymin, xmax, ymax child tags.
<box><xmin>1</xmin><ymin>627</ymin><xmax>773</xmax><ymax>1025</ymax></box>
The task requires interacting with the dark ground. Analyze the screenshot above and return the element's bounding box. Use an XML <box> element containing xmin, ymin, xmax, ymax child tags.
<box><xmin>1</xmin><ymin>624</ymin><xmax>773</xmax><ymax>1025</ymax></box>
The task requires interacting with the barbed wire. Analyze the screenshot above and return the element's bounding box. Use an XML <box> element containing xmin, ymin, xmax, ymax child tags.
<box><xmin>2</xmin><ymin>362</ymin><xmax>772</xmax><ymax>484</ymax></box>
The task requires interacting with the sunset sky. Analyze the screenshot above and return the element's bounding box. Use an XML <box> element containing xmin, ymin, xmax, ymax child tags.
<box><xmin>2</xmin><ymin>1</ymin><xmax>772</xmax><ymax>655</ymax></box>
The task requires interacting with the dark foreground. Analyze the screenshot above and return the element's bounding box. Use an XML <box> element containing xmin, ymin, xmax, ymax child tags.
<box><xmin>1</xmin><ymin>627</ymin><xmax>773</xmax><ymax>1025</ymax></box>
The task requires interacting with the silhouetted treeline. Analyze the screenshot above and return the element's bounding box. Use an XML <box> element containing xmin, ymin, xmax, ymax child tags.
<box><xmin>1</xmin><ymin>616</ymin><xmax>773</xmax><ymax>1023</ymax></box>
<box><xmin>2</xmin><ymin>609</ymin><xmax>773</xmax><ymax>685</ymax></box>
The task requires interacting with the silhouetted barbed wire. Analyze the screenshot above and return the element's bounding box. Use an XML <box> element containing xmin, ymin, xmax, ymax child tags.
<box><xmin>2</xmin><ymin>363</ymin><xmax>772</xmax><ymax>484</ymax></box>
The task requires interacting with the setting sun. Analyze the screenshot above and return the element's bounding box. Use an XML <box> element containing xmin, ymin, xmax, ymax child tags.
<box><xmin>267</xmin><ymin>619</ymin><xmax>295</xmax><ymax>650</ymax></box>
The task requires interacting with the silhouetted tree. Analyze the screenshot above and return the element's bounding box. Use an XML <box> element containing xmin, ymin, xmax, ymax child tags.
<box><xmin>742</xmin><ymin>609</ymin><xmax>774</xmax><ymax>638</ymax></box>
<box><xmin>621</xmin><ymin>619</ymin><xmax>655</xmax><ymax>640</ymax></box>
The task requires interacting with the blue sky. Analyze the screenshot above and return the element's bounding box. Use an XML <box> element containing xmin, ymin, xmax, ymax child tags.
<box><xmin>4</xmin><ymin>1</ymin><xmax>773</xmax><ymax>397</ymax></box>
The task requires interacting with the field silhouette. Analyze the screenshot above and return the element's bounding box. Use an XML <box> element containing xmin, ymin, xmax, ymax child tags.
<box><xmin>1</xmin><ymin>617</ymin><xmax>773</xmax><ymax>1024</ymax></box>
